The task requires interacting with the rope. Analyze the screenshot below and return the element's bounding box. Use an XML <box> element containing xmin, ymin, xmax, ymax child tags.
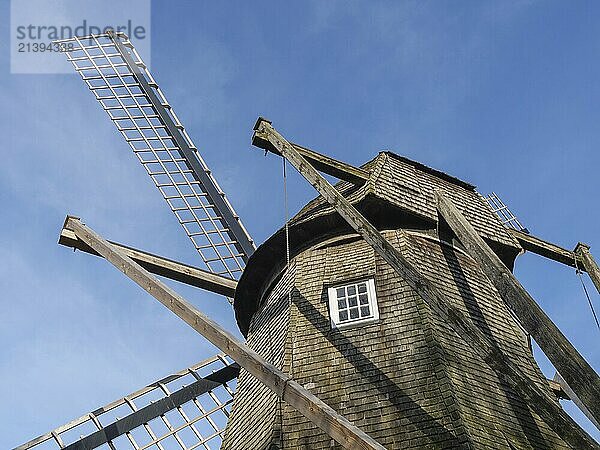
<box><xmin>283</xmin><ymin>157</ymin><xmax>291</xmax><ymax>267</ymax></box>
<box><xmin>283</xmin><ymin>157</ymin><xmax>292</xmax><ymax>375</ymax></box>
<box><xmin>280</xmin><ymin>156</ymin><xmax>293</xmax><ymax>448</ymax></box>
<box><xmin>575</xmin><ymin>256</ymin><xmax>600</xmax><ymax>331</ymax></box>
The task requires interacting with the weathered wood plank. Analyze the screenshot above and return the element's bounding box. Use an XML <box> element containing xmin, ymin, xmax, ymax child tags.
<box><xmin>252</xmin><ymin>117</ymin><xmax>599</xmax><ymax>449</ymax></box>
<box><xmin>575</xmin><ymin>243</ymin><xmax>600</xmax><ymax>296</ymax></box>
<box><xmin>554</xmin><ymin>371</ymin><xmax>600</xmax><ymax>431</ymax></box>
<box><xmin>252</xmin><ymin>122</ymin><xmax>369</xmax><ymax>185</ymax></box>
<box><xmin>63</xmin><ymin>216</ymin><xmax>386</xmax><ymax>450</ymax></box>
<box><xmin>59</xmin><ymin>223</ymin><xmax>237</xmax><ymax>297</ymax></box>
<box><xmin>509</xmin><ymin>229</ymin><xmax>582</xmax><ymax>269</ymax></box>
<box><xmin>437</xmin><ymin>192</ymin><xmax>600</xmax><ymax>428</ymax></box>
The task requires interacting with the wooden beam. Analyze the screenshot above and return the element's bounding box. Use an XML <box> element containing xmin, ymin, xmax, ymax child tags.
<box><xmin>63</xmin><ymin>216</ymin><xmax>386</xmax><ymax>450</ymax></box>
<box><xmin>554</xmin><ymin>372</ymin><xmax>600</xmax><ymax>431</ymax></box>
<box><xmin>436</xmin><ymin>192</ymin><xmax>600</xmax><ymax>428</ymax></box>
<box><xmin>251</xmin><ymin>117</ymin><xmax>599</xmax><ymax>449</ymax></box>
<box><xmin>252</xmin><ymin>120</ymin><xmax>369</xmax><ymax>185</ymax></box>
<box><xmin>510</xmin><ymin>229</ymin><xmax>582</xmax><ymax>269</ymax></box>
<box><xmin>59</xmin><ymin>219</ymin><xmax>237</xmax><ymax>297</ymax></box>
<box><xmin>575</xmin><ymin>243</ymin><xmax>600</xmax><ymax>296</ymax></box>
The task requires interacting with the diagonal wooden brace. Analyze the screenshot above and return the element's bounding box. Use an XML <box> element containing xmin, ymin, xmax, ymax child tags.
<box><xmin>436</xmin><ymin>191</ymin><xmax>600</xmax><ymax>428</ymax></box>
<box><xmin>62</xmin><ymin>216</ymin><xmax>386</xmax><ymax>450</ymax></box>
<box><xmin>252</xmin><ymin>117</ymin><xmax>599</xmax><ymax>449</ymax></box>
<box><xmin>554</xmin><ymin>371</ymin><xmax>600</xmax><ymax>432</ymax></box>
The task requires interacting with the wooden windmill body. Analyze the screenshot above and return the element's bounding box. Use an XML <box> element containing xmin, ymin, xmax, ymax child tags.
<box><xmin>223</xmin><ymin>150</ymin><xmax>591</xmax><ymax>449</ymax></box>
<box><xmin>15</xmin><ymin>32</ymin><xmax>600</xmax><ymax>450</ymax></box>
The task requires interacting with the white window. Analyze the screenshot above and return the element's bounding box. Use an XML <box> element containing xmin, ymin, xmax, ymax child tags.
<box><xmin>327</xmin><ymin>279</ymin><xmax>379</xmax><ymax>329</ymax></box>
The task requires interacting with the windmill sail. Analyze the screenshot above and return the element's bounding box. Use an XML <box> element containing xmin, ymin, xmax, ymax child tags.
<box><xmin>485</xmin><ymin>191</ymin><xmax>528</xmax><ymax>233</ymax></box>
<box><xmin>56</xmin><ymin>32</ymin><xmax>254</xmax><ymax>279</ymax></box>
<box><xmin>15</xmin><ymin>355</ymin><xmax>238</xmax><ymax>450</ymax></box>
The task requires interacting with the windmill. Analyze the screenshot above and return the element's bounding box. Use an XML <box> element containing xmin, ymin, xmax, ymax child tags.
<box><xmin>15</xmin><ymin>31</ymin><xmax>600</xmax><ymax>450</ymax></box>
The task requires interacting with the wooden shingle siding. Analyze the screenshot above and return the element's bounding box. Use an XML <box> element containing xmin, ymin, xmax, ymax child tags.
<box><xmin>226</xmin><ymin>151</ymin><xmax>575</xmax><ymax>448</ymax></box>
<box><xmin>399</xmin><ymin>232</ymin><xmax>567</xmax><ymax>449</ymax></box>
<box><xmin>281</xmin><ymin>236</ymin><xmax>467</xmax><ymax>449</ymax></box>
<box><xmin>221</xmin><ymin>267</ymin><xmax>295</xmax><ymax>450</ymax></box>
<box><xmin>226</xmin><ymin>231</ymin><xmax>571</xmax><ymax>448</ymax></box>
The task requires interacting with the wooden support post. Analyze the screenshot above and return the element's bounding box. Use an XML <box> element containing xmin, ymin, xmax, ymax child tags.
<box><xmin>252</xmin><ymin>117</ymin><xmax>599</xmax><ymax>449</ymax></box>
<box><xmin>575</xmin><ymin>243</ymin><xmax>600</xmax><ymax>296</ymax></box>
<box><xmin>436</xmin><ymin>192</ymin><xmax>600</xmax><ymax>428</ymax></box>
<box><xmin>63</xmin><ymin>216</ymin><xmax>386</xmax><ymax>450</ymax></box>
<box><xmin>59</xmin><ymin>221</ymin><xmax>237</xmax><ymax>297</ymax></box>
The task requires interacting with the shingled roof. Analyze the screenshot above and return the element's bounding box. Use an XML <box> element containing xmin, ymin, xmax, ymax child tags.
<box><xmin>291</xmin><ymin>151</ymin><xmax>519</xmax><ymax>249</ymax></box>
<box><xmin>233</xmin><ymin>151</ymin><xmax>522</xmax><ymax>335</ymax></box>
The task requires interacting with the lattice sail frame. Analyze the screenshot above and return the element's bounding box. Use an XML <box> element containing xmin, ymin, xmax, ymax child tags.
<box><xmin>16</xmin><ymin>355</ymin><xmax>238</xmax><ymax>450</ymax></box>
<box><xmin>485</xmin><ymin>191</ymin><xmax>528</xmax><ymax>233</ymax></box>
<box><xmin>56</xmin><ymin>32</ymin><xmax>254</xmax><ymax>279</ymax></box>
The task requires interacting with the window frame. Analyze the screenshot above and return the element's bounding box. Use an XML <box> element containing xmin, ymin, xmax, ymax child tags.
<box><xmin>327</xmin><ymin>278</ymin><xmax>379</xmax><ymax>330</ymax></box>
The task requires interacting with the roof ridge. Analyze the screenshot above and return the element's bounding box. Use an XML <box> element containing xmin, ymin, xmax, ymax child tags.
<box><xmin>380</xmin><ymin>151</ymin><xmax>476</xmax><ymax>190</ymax></box>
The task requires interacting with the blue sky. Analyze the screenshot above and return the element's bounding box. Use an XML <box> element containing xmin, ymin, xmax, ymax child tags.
<box><xmin>2</xmin><ymin>1</ymin><xmax>599</xmax><ymax>446</ymax></box>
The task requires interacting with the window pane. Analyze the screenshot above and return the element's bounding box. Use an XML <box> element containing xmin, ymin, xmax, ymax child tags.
<box><xmin>329</xmin><ymin>279</ymin><xmax>377</xmax><ymax>328</ymax></box>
